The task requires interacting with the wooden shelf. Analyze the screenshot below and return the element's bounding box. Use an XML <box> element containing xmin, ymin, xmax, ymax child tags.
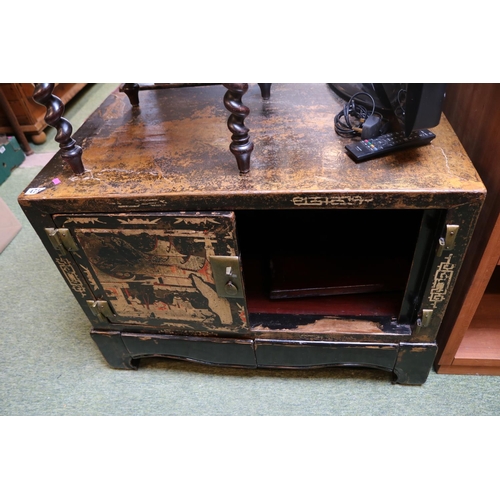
<box><xmin>455</xmin><ymin>329</ymin><xmax>500</xmax><ymax>364</ymax></box>
<box><xmin>453</xmin><ymin>268</ymin><xmax>500</xmax><ymax>364</ymax></box>
<box><xmin>435</xmin><ymin>83</ymin><xmax>500</xmax><ymax>375</ymax></box>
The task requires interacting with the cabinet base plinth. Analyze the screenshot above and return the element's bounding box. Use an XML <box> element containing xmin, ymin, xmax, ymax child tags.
<box><xmin>90</xmin><ymin>330</ymin><xmax>436</xmax><ymax>384</ymax></box>
<box><xmin>393</xmin><ymin>343</ymin><xmax>438</xmax><ymax>385</ymax></box>
<box><xmin>90</xmin><ymin>330</ymin><xmax>139</xmax><ymax>370</ymax></box>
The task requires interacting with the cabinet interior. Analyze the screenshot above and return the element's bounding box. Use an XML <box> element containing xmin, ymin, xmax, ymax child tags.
<box><xmin>235</xmin><ymin>209</ymin><xmax>427</xmax><ymax>331</ymax></box>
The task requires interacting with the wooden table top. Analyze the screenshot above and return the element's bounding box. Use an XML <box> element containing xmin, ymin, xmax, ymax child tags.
<box><xmin>19</xmin><ymin>83</ymin><xmax>485</xmax><ymax>211</ymax></box>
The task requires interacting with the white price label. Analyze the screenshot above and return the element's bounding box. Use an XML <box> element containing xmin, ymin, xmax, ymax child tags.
<box><xmin>25</xmin><ymin>187</ymin><xmax>46</xmax><ymax>195</ymax></box>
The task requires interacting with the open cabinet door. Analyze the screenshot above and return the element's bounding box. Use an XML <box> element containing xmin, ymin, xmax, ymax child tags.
<box><xmin>52</xmin><ymin>211</ymin><xmax>249</xmax><ymax>334</ymax></box>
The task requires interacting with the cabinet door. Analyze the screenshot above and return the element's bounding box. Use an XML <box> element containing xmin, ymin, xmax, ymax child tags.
<box><xmin>53</xmin><ymin>212</ymin><xmax>248</xmax><ymax>333</ymax></box>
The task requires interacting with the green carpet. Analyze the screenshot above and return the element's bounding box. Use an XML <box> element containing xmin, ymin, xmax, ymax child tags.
<box><xmin>1</xmin><ymin>84</ymin><xmax>500</xmax><ymax>416</ymax></box>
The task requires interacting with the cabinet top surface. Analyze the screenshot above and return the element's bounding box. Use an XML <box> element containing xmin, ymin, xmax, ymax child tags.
<box><xmin>19</xmin><ymin>83</ymin><xmax>485</xmax><ymax>208</ymax></box>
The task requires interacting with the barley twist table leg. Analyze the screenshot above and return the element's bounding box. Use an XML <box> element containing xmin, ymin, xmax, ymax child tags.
<box><xmin>222</xmin><ymin>83</ymin><xmax>254</xmax><ymax>174</ymax></box>
<box><xmin>33</xmin><ymin>83</ymin><xmax>84</xmax><ymax>175</ymax></box>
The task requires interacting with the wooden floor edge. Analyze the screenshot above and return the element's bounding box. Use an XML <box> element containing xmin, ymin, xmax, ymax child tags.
<box><xmin>436</xmin><ymin>365</ymin><xmax>500</xmax><ymax>376</ymax></box>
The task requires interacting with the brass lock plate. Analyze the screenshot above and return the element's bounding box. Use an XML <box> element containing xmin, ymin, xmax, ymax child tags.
<box><xmin>209</xmin><ymin>255</ymin><xmax>244</xmax><ymax>298</ymax></box>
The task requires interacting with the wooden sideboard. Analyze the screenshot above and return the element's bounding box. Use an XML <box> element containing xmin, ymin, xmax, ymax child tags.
<box><xmin>0</xmin><ymin>83</ymin><xmax>86</xmax><ymax>144</ymax></box>
<box><xmin>435</xmin><ymin>83</ymin><xmax>500</xmax><ymax>375</ymax></box>
<box><xmin>18</xmin><ymin>83</ymin><xmax>486</xmax><ymax>384</ymax></box>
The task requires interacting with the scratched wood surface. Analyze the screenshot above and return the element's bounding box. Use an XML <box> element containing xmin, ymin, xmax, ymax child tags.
<box><xmin>19</xmin><ymin>83</ymin><xmax>485</xmax><ymax>212</ymax></box>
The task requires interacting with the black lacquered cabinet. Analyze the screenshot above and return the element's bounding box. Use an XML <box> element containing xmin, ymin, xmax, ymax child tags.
<box><xmin>19</xmin><ymin>84</ymin><xmax>485</xmax><ymax>384</ymax></box>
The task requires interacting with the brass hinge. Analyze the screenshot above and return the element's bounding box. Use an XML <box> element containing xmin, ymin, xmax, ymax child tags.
<box><xmin>415</xmin><ymin>309</ymin><xmax>433</xmax><ymax>333</ymax></box>
<box><xmin>437</xmin><ymin>224</ymin><xmax>459</xmax><ymax>256</ymax></box>
<box><xmin>209</xmin><ymin>255</ymin><xmax>244</xmax><ymax>298</ymax></box>
<box><xmin>86</xmin><ymin>300</ymin><xmax>116</xmax><ymax>322</ymax></box>
<box><xmin>45</xmin><ymin>228</ymin><xmax>78</xmax><ymax>254</ymax></box>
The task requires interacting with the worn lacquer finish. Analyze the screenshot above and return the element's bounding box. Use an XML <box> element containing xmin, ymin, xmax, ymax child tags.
<box><xmin>54</xmin><ymin>212</ymin><xmax>248</xmax><ymax>333</ymax></box>
<box><xmin>19</xmin><ymin>84</ymin><xmax>484</xmax><ymax>212</ymax></box>
<box><xmin>18</xmin><ymin>84</ymin><xmax>486</xmax><ymax>384</ymax></box>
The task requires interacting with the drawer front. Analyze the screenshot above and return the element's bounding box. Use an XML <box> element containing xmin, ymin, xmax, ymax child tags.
<box><xmin>255</xmin><ymin>339</ymin><xmax>399</xmax><ymax>371</ymax></box>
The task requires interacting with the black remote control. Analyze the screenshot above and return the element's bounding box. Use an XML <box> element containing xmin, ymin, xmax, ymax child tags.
<box><xmin>345</xmin><ymin>129</ymin><xmax>436</xmax><ymax>163</ymax></box>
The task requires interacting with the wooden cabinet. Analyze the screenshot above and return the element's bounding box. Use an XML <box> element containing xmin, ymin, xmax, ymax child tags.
<box><xmin>435</xmin><ymin>84</ymin><xmax>500</xmax><ymax>375</ymax></box>
<box><xmin>0</xmin><ymin>83</ymin><xmax>86</xmax><ymax>143</ymax></box>
<box><xmin>18</xmin><ymin>83</ymin><xmax>486</xmax><ymax>384</ymax></box>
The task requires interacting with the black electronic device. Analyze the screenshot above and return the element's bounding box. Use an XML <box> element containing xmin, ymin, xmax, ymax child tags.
<box><xmin>329</xmin><ymin>83</ymin><xmax>447</xmax><ymax>137</ymax></box>
<box><xmin>345</xmin><ymin>129</ymin><xmax>436</xmax><ymax>163</ymax></box>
